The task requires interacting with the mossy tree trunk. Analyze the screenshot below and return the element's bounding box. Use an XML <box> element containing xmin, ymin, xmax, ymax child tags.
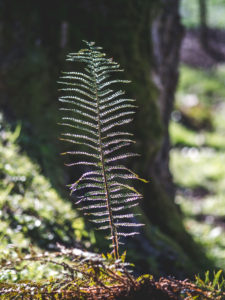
<box><xmin>0</xmin><ymin>0</ymin><xmax>211</xmax><ymax>277</ymax></box>
<box><xmin>146</xmin><ymin>0</ymin><xmax>186</xmax><ymax>239</ymax></box>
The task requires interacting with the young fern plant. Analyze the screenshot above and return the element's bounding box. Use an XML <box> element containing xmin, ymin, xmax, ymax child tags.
<box><xmin>58</xmin><ymin>41</ymin><xmax>146</xmax><ymax>259</ymax></box>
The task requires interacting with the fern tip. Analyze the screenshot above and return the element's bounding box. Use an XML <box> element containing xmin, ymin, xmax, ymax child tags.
<box><xmin>60</xmin><ymin>152</ymin><xmax>67</xmax><ymax>156</ymax></box>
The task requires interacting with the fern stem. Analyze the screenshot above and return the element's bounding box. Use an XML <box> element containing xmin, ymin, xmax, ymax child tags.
<box><xmin>91</xmin><ymin>51</ymin><xmax>119</xmax><ymax>260</ymax></box>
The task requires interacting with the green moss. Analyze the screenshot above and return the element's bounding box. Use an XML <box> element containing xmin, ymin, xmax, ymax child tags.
<box><xmin>0</xmin><ymin>114</ymin><xmax>92</xmax><ymax>256</ymax></box>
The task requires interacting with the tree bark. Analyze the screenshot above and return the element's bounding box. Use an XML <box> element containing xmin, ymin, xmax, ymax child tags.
<box><xmin>151</xmin><ymin>0</ymin><xmax>184</xmax><ymax>198</ymax></box>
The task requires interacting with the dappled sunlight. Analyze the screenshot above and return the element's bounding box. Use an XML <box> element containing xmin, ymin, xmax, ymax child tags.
<box><xmin>2</xmin><ymin>0</ymin><xmax>225</xmax><ymax>298</ymax></box>
<box><xmin>170</xmin><ymin>60</ymin><xmax>225</xmax><ymax>271</ymax></box>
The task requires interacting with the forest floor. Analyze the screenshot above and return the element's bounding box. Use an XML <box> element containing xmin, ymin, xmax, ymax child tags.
<box><xmin>2</xmin><ymin>28</ymin><xmax>225</xmax><ymax>299</ymax></box>
<box><xmin>170</xmin><ymin>28</ymin><xmax>225</xmax><ymax>272</ymax></box>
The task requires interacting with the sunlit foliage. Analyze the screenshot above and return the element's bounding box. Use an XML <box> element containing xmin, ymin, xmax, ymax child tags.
<box><xmin>59</xmin><ymin>41</ymin><xmax>146</xmax><ymax>259</ymax></box>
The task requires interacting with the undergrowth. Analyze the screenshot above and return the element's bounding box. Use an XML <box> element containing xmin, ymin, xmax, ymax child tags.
<box><xmin>1</xmin><ymin>248</ymin><xmax>225</xmax><ymax>300</ymax></box>
<box><xmin>0</xmin><ymin>246</ymin><xmax>136</xmax><ymax>300</ymax></box>
<box><xmin>170</xmin><ymin>63</ymin><xmax>225</xmax><ymax>271</ymax></box>
<box><xmin>0</xmin><ymin>112</ymin><xmax>93</xmax><ymax>278</ymax></box>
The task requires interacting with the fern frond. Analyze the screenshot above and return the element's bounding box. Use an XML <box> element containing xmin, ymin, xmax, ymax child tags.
<box><xmin>59</xmin><ymin>40</ymin><xmax>146</xmax><ymax>259</ymax></box>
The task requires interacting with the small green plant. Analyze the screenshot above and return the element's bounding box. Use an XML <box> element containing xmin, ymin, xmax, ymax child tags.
<box><xmin>59</xmin><ymin>41</ymin><xmax>146</xmax><ymax>259</ymax></box>
<box><xmin>195</xmin><ymin>270</ymin><xmax>225</xmax><ymax>296</ymax></box>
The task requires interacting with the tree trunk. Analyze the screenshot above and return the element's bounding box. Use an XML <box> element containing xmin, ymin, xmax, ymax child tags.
<box><xmin>145</xmin><ymin>0</ymin><xmax>184</xmax><ymax>238</ymax></box>
<box><xmin>199</xmin><ymin>0</ymin><xmax>209</xmax><ymax>49</ymax></box>
<box><xmin>151</xmin><ymin>0</ymin><xmax>184</xmax><ymax>198</ymax></box>
<box><xmin>198</xmin><ymin>0</ymin><xmax>224</xmax><ymax>60</ymax></box>
<box><xmin>140</xmin><ymin>0</ymin><xmax>210</xmax><ymax>273</ymax></box>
